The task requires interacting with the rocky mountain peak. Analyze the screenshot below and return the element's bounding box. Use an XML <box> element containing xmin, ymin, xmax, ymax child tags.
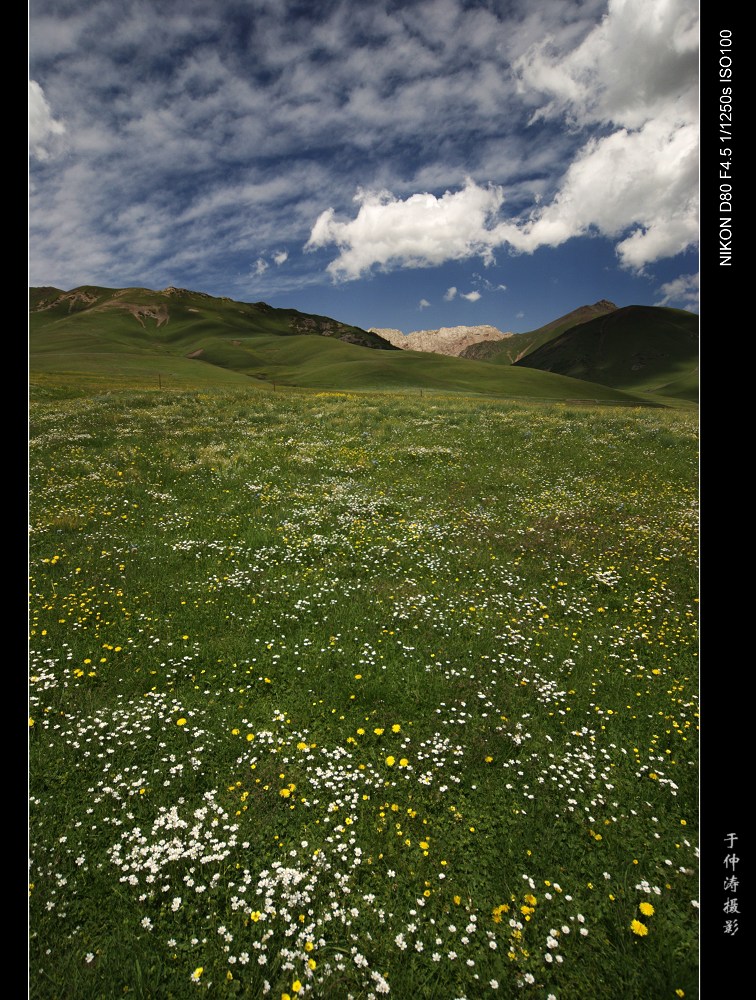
<box><xmin>369</xmin><ymin>324</ymin><xmax>512</xmax><ymax>357</ymax></box>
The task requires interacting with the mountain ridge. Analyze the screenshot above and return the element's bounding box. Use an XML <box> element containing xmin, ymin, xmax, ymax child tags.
<box><xmin>460</xmin><ymin>300</ymin><xmax>619</xmax><ymax>364</ymax></box>
<box><xmin>513</xmin><ymin>304</ymin><xmax>698</xmax><ymax>399</ymax></box>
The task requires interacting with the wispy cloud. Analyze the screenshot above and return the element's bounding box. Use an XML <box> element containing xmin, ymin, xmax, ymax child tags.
<box><xmin>28</xmin><ymin>80</ymin><xmax>65</xmax><ymax>161</ymax></box>
<box><xmin>655</xmin><ymin>272</ymin><xmax>699</xmax><ymax>311</ymax></box>
<box><xmin>29</xmin><ymin>0</ymin><xmax>698</xmax><ymax>309</ymax></box>
<box><xmin>443</xmin><ymin>287</ymin><xmax>457</xmax><ymax>301</ymax></box>
<box><xmin>418</xmin><ymin>298</ymin><xmax>430</xmax><ymax>309</ymax></box>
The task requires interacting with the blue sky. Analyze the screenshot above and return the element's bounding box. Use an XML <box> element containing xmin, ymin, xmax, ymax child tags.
<box><xmin>29</xmin><ymin>0</ymin><xmax>699</xmax><ymax>334</ymax></box>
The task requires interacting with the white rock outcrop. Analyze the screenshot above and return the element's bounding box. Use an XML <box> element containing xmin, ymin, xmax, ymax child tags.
<box><xmin>369</xmin><ymin>324</ymin><xmax>512</xmax><ymax>357</ymax></box>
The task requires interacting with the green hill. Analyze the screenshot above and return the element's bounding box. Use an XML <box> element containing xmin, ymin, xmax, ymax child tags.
<box><xmin>29</xmin><ymin>285</ymin><xmax>666</xmax><ymax>404</ymax></box>
<box><xmin>512</xmin><ymin>305</ymin><xmax>699</xmax><ymax>399</ymax></box>
<box><xmin>460</xmin><ymin>300</ymin><xmax>618</xmax><ymax>364</ymax></box>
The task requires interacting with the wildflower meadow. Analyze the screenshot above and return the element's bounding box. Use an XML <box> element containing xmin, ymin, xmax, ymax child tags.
<box><xmin>29</xmin><ymin>384</ymin><xmax>698</xmax><ymax>998</ymax></box>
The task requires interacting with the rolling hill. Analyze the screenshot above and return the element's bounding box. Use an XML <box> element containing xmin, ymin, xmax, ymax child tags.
<box><xmin>29</xmin><ymin>284</ymin><xmax>671</xmax><ymax>405</ymax></box>
<box><xmin>513</xmin><ymin>305</ymin><xmax>699</xmax><ymax>399</ymax></box>
<box><xmin>460</xmin><ymin>300</ymin><xmax>618</xmax><ymax>364</ymax></box>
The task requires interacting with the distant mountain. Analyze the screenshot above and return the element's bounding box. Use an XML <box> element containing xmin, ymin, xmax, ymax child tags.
<box><xmin>513</xmin><ymin>305</ymin><xmax>698</xmax><ymax>399</ymax></box>
<box><xmin>460</xmin><ymin>300</ymin><xmax>618</xmax><ymax>364</ymax></box>
<box><xmin>370</xmin><ymin>324</ymin><xmax>511</xmax><ymax>357</ymax></box>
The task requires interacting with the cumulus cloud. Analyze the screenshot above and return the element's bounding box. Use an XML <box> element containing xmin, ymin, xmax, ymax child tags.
<box><xmin>495</xmin><ymin>115</ymin><xmax>699</xmax><ymax>269</ymax></box>
<box><xmin>273</xmin><ymin>250</ymin><xmax>289</xmax><ymax>266</ymax></box>
<box><xmin>443</xmin><ymin>286</ymin><xmax>457</xmax><ymax>301</ymax></box>
<box><xmin>461</xmin><ymin>290</ymin><xmax>481</xmax><ymax>302</ymax></box>
<box><xmin>516</xmin><ymin>0</ymin><xmax>697</xmax><ymax>130</ymax></box>
<box><xmin>418</xmin><ymin>298</ymin><xmax>430</xmax><ymax>309</ymax></box>
<box><xmin>655</xmin><ymin>272</ymin><xmax>699</xmax><ymax>311</ymax></box>
<box><xmin>509</xmin><ymin>0</ymin><xmax>698</xmax><ymax>269</ymax></box>
<box><xmin>305</xmin><ymin>180</ymin><xmax>505</xmax><ymax>279</ymax></box>
<box><xmin>29</xmin><ymin>80</ymin><xmax>65</xmax><ymax>160</ymax></box>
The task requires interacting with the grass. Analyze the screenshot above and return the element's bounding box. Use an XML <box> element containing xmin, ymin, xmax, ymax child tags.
<box><xmin>460</xmin><ymin>301</ymin><xmax>618</xmax><ymax>365</ymax></box>
<box><xmin>29</xmin><ymin>381</ymin><xmax>698</xmax><ymax>999</ymax></box>
<box><xmin>30</xmin><ymin>286</ymin><xmax>669</xmax><ymax>405</ymax></box>
<box><xmin>513</xmin><ymin>307</ymin><xmax>698</xmax><ymax>398</ymax></box>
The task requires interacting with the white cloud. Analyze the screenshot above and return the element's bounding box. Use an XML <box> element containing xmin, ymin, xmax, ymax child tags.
<box><xmin>305</xmin><ymin>180</ymin><xmax>505</xmax><ymax>279</ymax></box>
<box><xmin>418</xmin><ymin>298</ymin><xmax>430</xmax><ymax>309</ymax></box>
<box><xmin>443</xmin><ymin>286</ymin><xmax>457</xmax><ymax>301</ymax></box>
<box><xmin>273</xmin><ymin>250</ymin><xmax>289</xmax><ymax>266</ymax></box>
<box><xmin>516</xmin><ymin>0</ymin><xmax>697</xmax><ymax>130</ymax></box>
<box><xmin>29</xmin><ymin>80</ymin><xmax>65</xmax><ymax>160</ymax></box>
<box><xmin>461</xmin><ymin>290</ymin><xmax>481</xmax><ymax>302</ymax></box>
<box><xmin>496</xmin><ymin>115</ymin><xmax>699</xmax><ymax>269</ymax></box>
<box><xmin>509</xmin><ymin>0</ymin><xmax>698</xmax><ymax>269</ymax></box>
<box><xmin>28</xmin><ymin>0</ymin><xmax>697</xmax><ymax>300</ymax></box>
<box><xmin>655</xmin><ymin>272</ymin><xmax>699</xmax><ymax>311</ymax></box>
<box><xmin>306</xmin><ymin>0</ymin><xmax>698</xmax><ymax>282</ymax></box>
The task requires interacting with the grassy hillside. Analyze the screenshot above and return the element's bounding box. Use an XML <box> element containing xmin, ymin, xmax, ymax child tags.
<box><xmin>29</xmin><ymin>286</ymin><xmax>661</xmax><ymax>405</ymax></box>
<box><xmin>30</xmin><ymin>285</ymin><xmax>396</xmax><ymax>350</ymax></box>
<box><xmin>513</xmin><ymin>306</ymin><xmax>698</xmax><ymax>398</ymax></box>
<box><xmin>461</xmin><ymin>300</ymin><xmax>618</xmax><ymax>364</ymax></box>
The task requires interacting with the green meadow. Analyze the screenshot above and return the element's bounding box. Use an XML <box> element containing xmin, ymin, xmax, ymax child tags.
<box><xmin>29</xmin><ymin>380</ymin><xmax>698</xmax><ymax>999</ymax></box>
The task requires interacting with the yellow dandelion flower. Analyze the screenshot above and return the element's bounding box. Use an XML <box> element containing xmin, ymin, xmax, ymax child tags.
<box><xmin>374</xmin><ymin>728</ymin><xmax>384</xmax><ymax>735</ymax></box>
<box><xmin>630</xmin><ymin>919</ymin><xmax>649</xmax><ymax>937</ymax></box>
<box><xmin>292</xmin><ymin>982</ymin><xmax>302</xmax><ymax>994</ymax></box>
<box><xmin>392</xmin><ymin>724</ymin><xmax>401</xmax><ymax>733</ymax></box>
<box><xmin>399</xmin><ymin>758</ymin><xmax>409</xmax><ymax>767</ymax></box>
<box><xmin>176</xmin><ymin>718</ymin><xmax>187</xmax><ymax>726</ymax></box>
<box><xmin>385</xmin><ymin>755</ymin><xmax>395</xmax><ymax>766</ymax></box>
<box><xmin>191</xmin><ymin>967</ymin><xmax>203</xmax><ymax>980</ymax></box>
<box><xmin>639</xmin><ymin>902</ymin><xmax>655</xmax><ymax>917</ymax></box>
